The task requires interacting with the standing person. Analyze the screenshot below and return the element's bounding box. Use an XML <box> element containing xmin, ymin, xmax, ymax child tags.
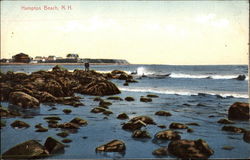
<box><xmin>84</xmin><ymin>62</ymin><xmax>90</xmax><ymax>71</ymax></box>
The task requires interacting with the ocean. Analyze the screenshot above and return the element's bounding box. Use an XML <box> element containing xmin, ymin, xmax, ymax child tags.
<box><xmin>0</xmin><ymin>64</ymin><xmax>249</xmax><ymax>159</ymax></box>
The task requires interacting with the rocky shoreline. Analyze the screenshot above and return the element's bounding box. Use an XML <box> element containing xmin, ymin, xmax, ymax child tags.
<box><xmin>0</xmin><ymin>65</ymin><xmax>249</xmax><ymax>159</ymax></box>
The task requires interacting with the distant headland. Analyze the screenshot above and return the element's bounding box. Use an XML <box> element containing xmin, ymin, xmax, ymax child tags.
<box><xmin>0</xmin><ymin>53</ymin><xmax>130</xmax><ymax>65</ymax></box>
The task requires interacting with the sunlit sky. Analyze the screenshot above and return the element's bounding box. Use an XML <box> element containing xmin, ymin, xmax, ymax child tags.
<box><xmin>1</xmin><ymin>1</ymin><xmax>249</xmax><ymax>64</ymax></box>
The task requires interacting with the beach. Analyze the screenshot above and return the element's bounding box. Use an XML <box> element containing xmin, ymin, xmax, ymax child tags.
<box><xmin>0</xmin><ymin>64</ymin><xmax>249</xmax><ymax>159</ymax></box>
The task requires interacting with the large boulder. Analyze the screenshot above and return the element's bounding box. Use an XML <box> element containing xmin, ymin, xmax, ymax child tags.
<box><xmin>2</xmin><ymin>140</ymin><xmax>48</xmax><ymax>159</ymax></box>
<box><xmin>80</xmin><ymin>80</ymin><xmax>121</xmax><ymax>96</ymax></box>
<box><xmin>222</xmin><ymin>125</ymin><xmax>246</xmax><ymax>133</ymax></box>
<box><xmin>122</xmin><ymin>120</ymin><xmax>146</xmax><ymax>131</ymax></box>
<box><xmin>130</xmin><ymin>116</ymin><xmax>156</xmax><ymax>125</ymax></box>
<box><xmin>155</xmin><ymin>111</ymin><xmax>172</xmax><ymax>117</ymax></box>
<box><xmin>228</xmin><ymin>102</ymin><xmax>249</xmax><ymax>120</ymax></box>
<box><xmin>168</xmin><ymin>139</ymin><xmax>214</xmax><ymax>159</ymax></box>
<box><xmin>132</xmin><ymin>130</ymin><xmax>151</xmax><ymax>138</ymax></box>
<box><xmin>11</xmin><ymin>120</ymin><xmax>30</xmax><ymax>128</ymax></box>
<box><xmin>243</xmin><ymin>131</ymin><xmax>250</xmax><ymax>143</ymax></box>
<box><xmin>9</xmin><ymin>91</ymin><xmax>39</xmax><ymax>108</ymax></box>
<box><xmin>96</xmin><ymin>140</ymin><xmax>126</xmax><ymax>152</ymax></box>
<box><xmin>169</xmin><ymin>122</ymin><xmax>188</xmax><ymax>129</ymax></box>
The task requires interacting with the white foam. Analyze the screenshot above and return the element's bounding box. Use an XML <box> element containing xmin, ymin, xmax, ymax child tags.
<box><xmin>119</xmin><ymin>87</ymin><xmax>249</xmax><ymax>99</ymax></box>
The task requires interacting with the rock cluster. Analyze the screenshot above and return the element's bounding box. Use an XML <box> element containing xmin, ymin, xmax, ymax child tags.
<box><xmin>0</xmin><ymin>66</ymin><xmax>122</xmax><ymax>108</ymax></box>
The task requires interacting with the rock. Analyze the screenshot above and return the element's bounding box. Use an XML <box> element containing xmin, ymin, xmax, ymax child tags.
<box><xmin>1</xmin><ymin>120</ymin><xmax>6</xmax><ymax>128</ymax></box>
<box><xmin>107</xmin><ymin>96</ymin><xmax>123</xmax><ymax>101</ymax></box>
<box><xmin>99</xmin><ymin>100</ymin><xmax>112</xmax><ymax>107</ymax></box>
<box><xmin>154</xmin><ymin>130</ymin><xmax>181</xmax><ymax>140</ymax></box>
<box><xmin>111</xmin><ymin>70</ymin><xmax>127</xmax><ymax>75</ymax></box>
<box><xmin>155</xmin><ymin>111</ymin><xmax>172</xmax><ymax>116</ymax></box>
<box><xmin>11</xmin><ymin>120</ymin><xmax>30</xmax><ymax>128</ymax></box>
<box><xmin>132</xmin><ymin>130</ymin><xmax>151</xmax><ymax>138</ymax></box>
<box><xmin>35</xmin><ymin>126</ymin><xmax>48</xmax><ymax>132</ymax></box>
<box><xmin>168</xmin><ymin>139</ymin><xmax>214</xmax><ymax>159</ymax></box>
<box><xmin>243</xmin><ymin>131</ymin><xmax>250</xmax><ymax>143</ymax></box>
<box><xmin>62</xmin><ymin>139</ymin><xmax>72</xmax><ymax>143</ymax></box>
<box><xmin>123</xmin><ymin>82</ymin><xmax>129</xmax><ymax>86</ymax></box>
<box><xmin>9</xmin><ymin>91</ymin><xmax>40</xmax><ymax>108</ymax></box>
<box><xmin>35</xmin><ymin>91</ymin><xmax>57</xmax><ymax>103</ymax></box>
<box><xmin>169</xmin><ymin>122</ymin><xmax>188</xmax><ymax>129</ymax></box>
<box><xmin>103</xmin><ymin>110</ymin><xmax>113</xmax><ymax>116</ymax></box>
<box><xmin>56</xmin><ymin>131</ymin><xmax>69</xmax><ymax>138</ymax></box>
<box><xmin>0</xmin><ymin>107</ymin><xmax>10</xmax><ymax>117</ymax></box>
<box><xmin>234</xmin><ymin>74</ymin><xmax>246</xmax><ymax>81</ymax></box>
<box><xmin>222</xmin><ymin>126</ymin><xmax>246</xmax><ymax>133</ymax></box>
<box><xmin>187</xmin><ymin>128</ymin><xmax>194</xmax><ymax>133</ymax></box>
<box><xmin>44</xmin><ymin>116</ymin><xmax>61</xmax><ymax>121</ymax></box>
<box><xmin>125</xmin><ymin>97</ymin><xmax>135</xmax><ymax>101</ymax></box>
<box><xmin>93</xmin><ymin>97</ymin><xmax>102</xmax><ymax>101</ymax></box>
<box><xmin>96</xmin><ymin>140</ymin><xmax>126</xmax><ymax>152</ymax></box>
<box><xmin>0</xmin><ymin>82</ymin><xmax>13</xmax><ymax>101</ymax></box>
<box><xmin>157</xmin><ymin>124</ymin><xmax>166</xmax><ymax>129</ymax></box>
<box><xmin>130</xmin><ymin>116</ymin><xmax>156</xmax><ymax>125</ymax></box>
<box><xmin>46</xmin><ymin>120</ymin><xmax>59</xmax><ymax>124</ymax></box>
<box><xmin>185</xmin><ymin>122</ymin><xmax>200</xmax><ymax>126</ymax></box>
<box><xmin>228</xmin><ymin>102</ymin><xmax>249</xmax><ymax>120</ymax></box>
<box><xmin>222</xmin><ymin>146</ymin><xmax>234</xmax><ymax>150</ymax></box>
<box><xmin>44</xmin><ymin>137</ymin><xmax>65</xmax><ymax>154</ymax></box>
<box><xmin>48</xmin><ymin>123</ymin><xmax>58</xmax><ymax>128</ymax></box>
<box><xmin>117</xmin><ymin>113</ymin><xmax>129</xmax><ymax>120</ymax></box>
<box><xmin>2</xmin><ymin>140</ymin><xmax>48</xmax><ymax>159</ymax></box>
<box><xmin>80</xmin><ymin>80</ymin><xmax>121</xmax><ymax>96</ymax></box>
<box><xmin>125</xmin><ymin>79</ymin><xmax>138</xmax><ymax>83</ymax></box>
<box><xmin>70</xmin><ymin>117</ymin><xmax>88</xmax><ymax>126</ymax></box>
<box><xmin>58</xmin><ymin>122</ymin><xmax>79</xmax><ymax>129</ymax></box>
<box><xmin>152</xmin><ymin>147</ymin><xmax>168</xmax><ymax>156</ymax></box>
<box><xmin>122</xmin><ymin>120</ymin><xmax>147</xmax><ymax>131</ymax></box>
<box><xmin>217</xmin><ymin>118</ymin><xmax>234</xmax><ymax>124</ymax></box>
<box><xmin>91</xmin><ymin>107</ymin><xmax>106</xmax><ymax>113</ymax></box>
<box><xmin>35</xmin><ymin>123</ymin><xmax>42</xmax><ymax>128</ymax></box>
<box><xmin>147</xmin><ymin>94</ymin><xmax>159</xmax><ymax>98</ymax></box>
<box><xmin>63</xmin><ymin>109</ymin><xmax>72</xmax><ymax>114</ymax></box>
<box><xmin>140</xmin><ymin>97</ymin><xmax>152</xmax><ymax>102</ymax></box>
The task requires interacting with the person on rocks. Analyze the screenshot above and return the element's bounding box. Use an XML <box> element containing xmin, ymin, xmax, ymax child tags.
<box><xmin>84</xmin><ymin>62</ymin><xmax>90</xmax><ymax>72</ymax></box>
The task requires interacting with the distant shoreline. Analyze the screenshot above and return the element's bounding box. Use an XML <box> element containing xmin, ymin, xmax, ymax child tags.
<box><xmin>0</xmin><ymin>62</ymin><xmax>130</xmax><ymax>66</ymax></box>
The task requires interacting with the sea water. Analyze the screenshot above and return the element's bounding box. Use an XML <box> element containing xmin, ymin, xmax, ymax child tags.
<box><xmin>0</xmin><ymin>64</ymin><xmax>249</xmax><ymax>159</ymax></box>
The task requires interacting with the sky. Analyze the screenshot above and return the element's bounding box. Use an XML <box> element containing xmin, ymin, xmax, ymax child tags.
<box><xmin>1</xmin><ymin>1</ymin><xmax>249</xmax><ymax>65</ymax></box>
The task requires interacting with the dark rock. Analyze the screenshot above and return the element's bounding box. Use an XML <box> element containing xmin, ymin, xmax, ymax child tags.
<box><xmin>187</xmin><ymin>128</ymin><xmax>194</xmax><ymax>133</ymax></box>
<box><xmin>217</xmin><ymin>118</ymin><xmax>234</xmax><ymax>124</ymax></box>
<box><xmin>122</xmin><ymin>120</ymin><xmax>146</xmax><ymax>131</ymax></box>
<box><xmin>222</xmin><ymin>146</ymin><xmax>234</xmax><ymax>150</ymax></box>
<box><xmin>132</xmin><ymin>130</ymin><xmax>151</xmax><ymax>138</ymax></box>
<box><xmin>63</xmin><ymin>109</ymin><xmax>72</xmax><ymax>114</ymax></box>
<box><xmin>169</xmin><ymin>122</ymin><xmax>188</xmax><ymax>129</ymax></box>
<box><xmin>228</xmin><ymin>102</ymin><xmax>249</xmax><ymax>120</ymax></box>
<box><xmin>48</xmin><ymin>123</ymin><xmax>58</xmax><ymax>128</ymax></box>
<box><xmin>154</xmin><ymin>130</ymin><xmax>181</xmax><ymax>140</ymax></box>
<box><xmin>80</xmin><ymin>80</ymin><xmax>121</xmax><ymax>96</ymax></box>
<box><xmin>35</xmin><ymin>123</ymin><xmax>42</xmax><ymax>128</ymax></box>
<box><xmin>56</xmin><ymin>131</ymin><xmax>69</xmax><ymax>138</ymax></box>
<box><xmin>147</xmin><ymin>94</ymin><xmax>159</xmax><ymax>98</ymax></box>
<box><xmin>197</xmin><ymin>103</ymin><xmax>206</xmax><ymax>106</ymax></box>
<box><xmin>11</xmin><ymin>120</ymin><xmax>30</xmax><ymax>128</ymax></box>
<box><xmin>9</xmin><ymin>91</ymin><xmax>40</xmax><ymax>108</ymax></box>
<box><xmin>155</xmin><ymin>111</ymin><xmax>172</xmax><ymax>116</ymax></box>
<box><xmin>58</xmin><ymin>122</ymin><xmax>79</xmax><ymax>129</ymax></box>
<box><xmin>70</xmin><ymin>117</ymin><xmax>88</xmax><ymax>126</ymax></box>
<box><xmin>44</xmin><ymin>116</ymin><xmax>61</xmax><ymax>121</ymax></box>
<box><xmin>91</xmin><ymin>107</ymin><xmax>106</xmax><ymax>113</ymax></box>
<box><xmin>62</xmin><ymin>139</ymin><xmax>72</xmax><ymax>143</ymax></box>
<box><xmin>103</xmin><ymin>110</ymin><xmax>113</xmax><ymax>116</ymax></box>
<box><xmin>185</xmin><ymin>122</ymin><xmax>200</xmax><ymax>126</ymax></box>
<box><xmin>117</xmin><ymin>113</ymin><xmax>129</xmax><ymax>120</ymax></box>
<box><xmin>125</xmin><ymin>79</ymin><xmax>138</xmax><ymax>83</ymax></box>
<box><xmin>243</xmin><ymin>131</ymin><xmax>250</xmax><ymax>143</ymax></box>
<box><xmin>125</xmin><ymin>97</ymin><xmax>135</xmax><ymax>101</ymax></box>
<box><xmin>96</xmin><ymin>140</ymin><xmax>126</xmax><ymax>152</ymax></box>
<box><xmin>35</xmin><ymin>126</ymin><xmax>48</xmax><ymax>132</ymax></box>
<box><xmin>107</xmin><ymin>96</ymin><xmax>123</xmax><ymax>101</ymax></box>
<box><xmin>168</xmin><ymin>139</ymin><xmax>214</xmax><ymax>159</ymax></box>
<box><xmin>123</xmin><ymin>82</ymin><xmax>129</xmax><ymax>86</ymax></box>
<box><xmin>46</xmin><ymin>119</ymin><xmax>59</xmax><ymax>124</ymax></box>
<box><xmin>44</xmin><ymin>137</ymin><xmax>65</xmax><ymax>154</ymax></box>
<box><xmin>99</xmin><ymin>100</ymin><xmax>112</xmax><ymax>107</ymax></box>
<box><xmin>140</xmin><ymin>97</ymin><xmax>152</xmax><ymax>102</ymax></box>
<box><xmin>1</xmin><ymin>120</ymin><xmax>6</xmax><ymax>128</ymax></box>
<box><xmin>130</xmin><ymin>115</ymin><xmax>156</xmax><ymax>125</ymax></box>
<box><xmin>93</xmin><ymin>97</ymin><xmax>102</xmax><ymax>101</ymax></box>
<box><xmin>152</xmin><ymin>147</ymin><xmax>168</xmax><ymax>156</ymax></box>
<box><xmin>222</xmin><ymin>125</ymin><xmax>246</xmax><ymax>133</ymax></box>
<box><xmin>2</xmin><ymin>140</ymin><xmax>48</xmax><ymax>159</ymax></box>
<box><xmin>157</xmin><ymin>124</ymin><xmax>166</xmax><ymax>129</ymax></box>
<box><xmin>234</xmin><ymin>74</ymin><xmax>246</xmax><ymax>81</ymax></box>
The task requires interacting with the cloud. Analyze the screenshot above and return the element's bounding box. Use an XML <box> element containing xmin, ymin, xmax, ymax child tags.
<box><xmin>194</xmin><ymin>13</ymin><xmax>229</xmax><ymax>28</ymax></box>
